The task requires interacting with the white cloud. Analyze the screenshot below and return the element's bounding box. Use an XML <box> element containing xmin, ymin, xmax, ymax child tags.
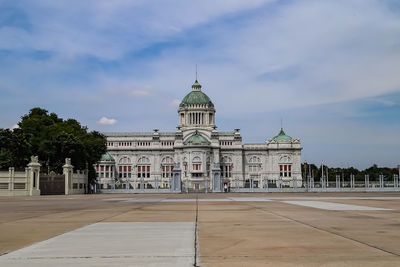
<box><xmin>139</xmin><ymin>0</ymin><xmax>400</xmax><ymax>115</ymax></box>
<box><xmin>10</xmin><ymin>124</ymin><xmax>19</xmax><ymax>130</ymax></box>
<box><xmin>131</xmin><ymin>89</ymin><xmax>151</xmax><ymax>97</ymax></box>
<box><xmin>0</xmin><ymin>0</ymin><xmax>273</xmax><ymax>59</ymax></box>
<box><xmin>98</xmin><ymin>117</ymin><xmax>117</xmax><ymax>125</ymax></box>
<box><xmin>170</xmin><ymin>99</ymin><xmax>180</xmax><ymax>108</ymax></box>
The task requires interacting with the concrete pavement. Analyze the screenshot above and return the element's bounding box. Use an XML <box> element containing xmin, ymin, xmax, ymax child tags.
<box><xmin>1</xmin><ymin>192</ymin><xmax>400</xmax><ymax>266</ymax></box>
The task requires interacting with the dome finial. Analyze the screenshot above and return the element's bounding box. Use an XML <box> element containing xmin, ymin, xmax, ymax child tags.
<box><xmin>196</xmin><ymin>64</ymin><xmax>198</xmax><ymax>81</ymax></box>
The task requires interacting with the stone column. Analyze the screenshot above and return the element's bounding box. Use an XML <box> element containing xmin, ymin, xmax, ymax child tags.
<box><xmin>365</xmin><ymin>174</ymin><xmax>369</xmax><ymax>189</ymax></box>
<box><xmin>63</xmin><ymin>158</ymin><xmax>73</xmax><ymax>195</ymax></box>
<box><xmin>171</xmin><ymin>163</ymin><xmax>182</xmax><ymax>192</ymax></box>
<box><xmin>27</xmin><ymin>156</ymin><xmax>41</xmax><ymax>196</ymax></box>
<box><xmin>212</xmin><ymin>163</ymin><xmax>222</xmax><ymax>192</ymax></box>
<box><xmin>9</xmin><ymin>167</ymin><xmax>14</xmax><ymax>191</ymax></box>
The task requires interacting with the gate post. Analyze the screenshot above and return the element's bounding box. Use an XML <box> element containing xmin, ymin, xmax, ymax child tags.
<box><xmin>171</xmin><ymin>163</ymin><xmax>181</xmax><ymax>192</ymax></box>
<box><xmin>278</xmin><ymin>176</ymin><xmax>283</xmax><ymax>189</ymax></box>
<box><xmin>365</xmin><ymin>174</ymin><xmax>369</xmax><ymax>189</ymax></box>
<box><xmin>9</xmin><ymin>167</ymin><xmax>14</xmax><ymax>192</ymax></box>
<box><xmin>379</xmin><ymin>174</ymin><xmax>384</xmax><ymax>188</ymax></box>
<box><xmin>264</xmin><ymin>176</ymin><xmax>268</xmax><ymax>192</ymax></box>
<box><xmin>28</xmin><ymin>156</ymin><xmax>41</xmax><ymax>196</ymax></box>
<box><xmin>336</xmin><ymin>174</ymin><xmax>340</xmax><ymax>189</ymax></box>
<box><xmin>350</xmin><ymin>174</ymin><xmax>355</xmax><ymax>189</ymax></box>
<box><xmin>212</xmin><ymin>163</ymin><xmax>222</xmax><ymax>192</ymax></box>
<box><xmin>63</xmin><ymin>158</ymin><xmax>73</xmax><ymax>195</ymax></box>
<box><xmin>394</xmin><ymin>174</ymin><xmax>399</xmax><ymax>188</ymax></box>
<box><xmin>293</xmin><ymin>176</ymin><xmax>297</xmax><ymax>190</ymax></box>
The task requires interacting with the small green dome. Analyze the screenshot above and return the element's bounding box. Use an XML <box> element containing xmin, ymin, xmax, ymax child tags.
<box><xmin>184</xmin><ymin>130</ymin><xmax>210</xmax><ymax>145</ymax></box>
<box><xmin>100</xmin><ymin>152</ymin><xmax>115</xmax><ymax>162</ymax></box>
<box><xmin>180</xmin><ymin>80</ymin><xmax>214</xmax><ymax>107</ymax></box>
<box><xmin>273</xmin><ymin>128</ymin><xmax>292</xmax><ymax>141</ymax></box>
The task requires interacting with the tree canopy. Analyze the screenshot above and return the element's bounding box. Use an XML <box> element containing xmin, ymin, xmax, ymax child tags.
<box><xmin>0</xmin><ymin>108</ymin><xmax>106</xmax><ymax>179</ymax></box>
<box><xmin>302</xmin><ymin>162</ymin><xmax>398</xmax><ymax>181</ymax></box>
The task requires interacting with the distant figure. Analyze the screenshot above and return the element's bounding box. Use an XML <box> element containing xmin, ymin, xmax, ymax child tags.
<box><xmin>224</xmin><ymin>184</ymin><xmax>228</xmax><ymax>193</ymax></box>
<box><xmin>90</xmin><ymin>184</ymin><xmax>94</xmax><ymax>194</ymax></box>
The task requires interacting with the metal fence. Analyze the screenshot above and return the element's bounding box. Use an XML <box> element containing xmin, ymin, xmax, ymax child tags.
<box><xmin>99</xmin><ymin>176</ymin><xmax>181</xmax><ymax>194</ymax></box>
<box><xmin>230</xmin><ymin>174</ymin><xmax>400</xmax><ymax>193</ymax></box>
<box><xmin>99</xmin><ymin>174</ymin><xmax>400</xmax><ymax>193</ymax></box>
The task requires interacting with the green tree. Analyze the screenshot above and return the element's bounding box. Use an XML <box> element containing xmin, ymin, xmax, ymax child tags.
<box><xmin>7</xmin><ymin>107</ymin><xmax>107</xmax><ymax>180</ymax></box>
<box><xmin>0</xmin><ymin>128</ymin><xmax>31</xmax><ymax>169</ymax></box>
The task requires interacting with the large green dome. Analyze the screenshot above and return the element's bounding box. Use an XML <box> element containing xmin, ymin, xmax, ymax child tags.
<box><xmin>180</xmin><ymin>80</ymin><xmax>214</xmax><ymax>107</ymax></box>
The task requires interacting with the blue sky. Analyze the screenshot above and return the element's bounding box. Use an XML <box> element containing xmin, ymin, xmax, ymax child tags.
<box><xmin>1</xmin><ymin>0</ymin><xmax>400</xmax><ymax>169</ymax></box>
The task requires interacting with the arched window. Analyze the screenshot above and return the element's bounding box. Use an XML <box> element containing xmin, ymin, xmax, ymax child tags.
<box><xmin>248</xmin><ymin>156</ymin><xmax>261</xmax><ymax>173</ymax></box>
<box><xmin>162</xmin><ymin>156</ymin><xmax>174</xmax><ymax>178</ymax></box>
<box><xmin>220</xmin><ymin>156</ymin><xmax>233</xmax><ymax>178</ymax></box>
<box><xmin>192</xmin><ymin>156</ymin><xmax>201</xmax><ymax>171</ymax></box>
<box><xmin>118</xmin><ymin>157</ymin><xmax>132</xmax><ymax>178</ymax></box>
<box><xmin>137</xmin><ymin>156</ymin><xmax>150</xmax><ymax>178</ymax></box>
<box><xmin>279</xmin><ymin>155</ymin><xmax>292</xmax><ymax>177</ymax></box>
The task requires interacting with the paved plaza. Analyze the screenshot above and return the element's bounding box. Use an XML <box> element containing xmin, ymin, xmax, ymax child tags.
<box><xmin>1</xmin><ymin>193</ymin><xmax>400</xmax><ymax>266</ymax></box>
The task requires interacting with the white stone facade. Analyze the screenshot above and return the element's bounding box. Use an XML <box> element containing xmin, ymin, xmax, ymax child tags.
<box><xmin>97</xmin><ymin>80</ymin><xmax>302</xmax><ymax>190</ymax></box>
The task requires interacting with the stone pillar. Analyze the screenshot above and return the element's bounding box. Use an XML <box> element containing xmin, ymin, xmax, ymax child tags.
<box><xmin>212</xmin><ymin>148</ymin><xmax>219</xmax><ymax>164</ymax></box>
<box><xmin>212</xmin><ymin>163</ymin><xmax>222</xmax><ymax>192</ymax></box>
<box><xmin>171</xmin><ymin>163</ymin><xmax>181</xmax><ymax>192</ymax></box>
<box><xmin>379</xmin><ymin>174</ymin><xmax>384</xmax><ymax>188</ymax></box>
<box><xmin>9</xmin><ymin>167</ymin><xmax>14</xmax><ymax>191</ymax></box>
<box><xmin>27</xmin><ymin>156</ymin><xmax>41</xmax><ymax>196</ymax></box>
<box><xmin>63</xmin><ymin>158</ymin><xmax>73</xmax><ymax>195</ymax></box>
<box><xmin>336</xmin><ymin>174</ymin><xmax>340</xmax><ymax>189</ymax></box>
<box><xmin>350</xmin><ymin>174</ymin><xmax>355</xmax><ymax>189</ymax></box>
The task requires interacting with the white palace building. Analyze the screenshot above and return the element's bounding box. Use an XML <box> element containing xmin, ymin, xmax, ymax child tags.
<box><xmin>96</xmin><ymin>80</ymin><xmax>302</xmax><ymax>191</ymax></box>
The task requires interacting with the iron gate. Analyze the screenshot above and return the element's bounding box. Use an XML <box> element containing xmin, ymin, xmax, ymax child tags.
<box><xmin>40</xmin><ymin>173</ymin><xmax>65</xmax><ymax>195</ymax></box>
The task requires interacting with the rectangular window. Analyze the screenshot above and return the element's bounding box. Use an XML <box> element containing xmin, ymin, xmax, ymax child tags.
<box><xmin>279</xmin><ymin>164</ymin><xmax>292</xmax><ymax>177</ymax></box>
<box><xmin>193</xmin><ymin>164</ymin><xmax>201</xmax><ymax>171</ymax></box>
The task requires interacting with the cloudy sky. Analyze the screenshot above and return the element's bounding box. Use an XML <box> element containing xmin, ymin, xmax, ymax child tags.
<box><xmin>1</xmin><ymin>0</ymin><xmax>400</xmax><ymax>169</ymax></box>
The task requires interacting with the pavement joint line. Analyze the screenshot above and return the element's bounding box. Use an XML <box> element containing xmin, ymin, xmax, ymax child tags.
<box><xmin>197</xmin><ymin>255</ymin><xmax>399</xmax><ymax>259</ymax></box>
<box><xmin>281</xmin><ymin>200</ymin><xmax>391</xmax><ymax>211</ymax></box>
<box><xmin>242</xmin><ymin>202</ymin><xmax>400</xmax><ymax>258</ymax></box>
<box><xmin>194</xmin><ymin>194</ymin><xmax>199</xmax><ymax>267</ymax></box>
<box><xmin>7</xmin><ymin>255</ymin><xmax>194</xmax><ymax>260</ymax></box>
